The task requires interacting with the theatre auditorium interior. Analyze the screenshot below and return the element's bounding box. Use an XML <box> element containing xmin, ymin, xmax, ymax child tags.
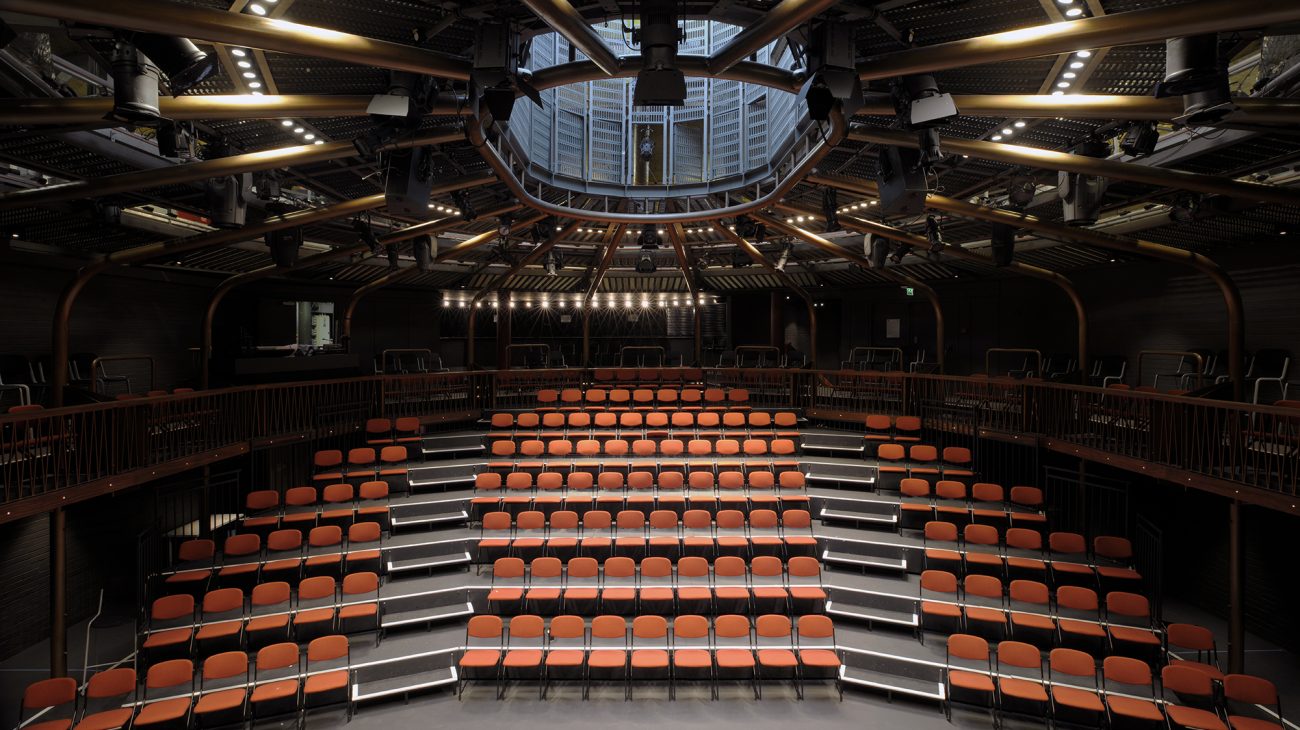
<box><xmin>5</xmin><ymin>0</ymin><xmax>1300</xmax><ymax>729</ymax></box>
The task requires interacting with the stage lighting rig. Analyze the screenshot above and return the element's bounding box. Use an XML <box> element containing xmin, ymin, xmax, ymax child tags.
<box><xmin>775</xmin><ymin>242</ymin><xmax>793</xmax><ymax>272</ymax></box>
<box><xmin>731</xmin><ymin>250</ymin><xmax>753</xmax><ymax>268</ymax></box>
<box><xmin>206</xmin><ymin>173</ymin><xmax>251</xmax><ymax>228</ymax></box>
<box><xmin>472</xmin><ymin>22</ymin><xmax>543</xmax><ymax>122</ymax></box>
<box><xmin>888</xmin><ymin>241</ymin><xmax>913</xmax><ymax>265</ymax></box>
<box><xmin>254</xmin><ymin>171</ymin><xmax>281</xmax><ymax>201</ymax></box>
<box><xmin>866</xmin><ymin>234</ymin><xmax>889</xmax><ymax>269</ymax></box>
<box><xmin>925</xmin><ymin>215</ymin><xmax>944</xmax><ymax>259</ymax></box>
<box><xmin>638</xmin><ymin>129</ymin><xmax>656</xmax><ymax>163</ymax></box>
<box><xmin>413</xmin><ymin>235</ymin><xmax>435</xmax><ymax>271</ymax></box>
<box><xmin>893</xmin><ymin>75</ymin><xmax>956</xmax><ymax>167</ymax></box>
<box><xmin>497</xmin><ymin>216</ymin><xmax>513</xmax><ymax>239</ymax></box>
<box><xmin>451</xmin><ymin>190</ymin><xmax>476</xmax><ymax>221</ymax></box>
<box><xmin>1119</xmin><ymin>121</ymin><xmax>1160</xmax><ymax>158</ymax></box>
<box><xmin>799</xmin><ymin>22</ymin><xmax>864</xmax><ymax>122</ymax></box>
<box><xmin>822</xmin><ymin>188</ymin><xmax>840</xmax><ymax>233</ymax></box>
<box><xmin>1169</xmin><ymin>193</ymin><xmax>1202</xmax><ymax>225</ymax></box>
<box><xmin>734</xmin><ymin>216</ymin><xmax>758</xmax><ymax>238</ymax></box>
<box><xmin>1156</xmin><ymin>34</ymin><xmax>1237</xmax><ymax>126</ymax></box>
<box><xmin>631</xmin><ymin>0</ymin><xmax>686</xmax><ymax>106</ymax></box>
<box><xmin>1058</xmin><ymin>138</ymin><xmax>1111</xmax><ymax>226</ymax></box>
<box><xmin>351</xmin><ymin>217</ymin><xmax>382</xmax><ymax>254</ymax></box>
<box><xmin>1007</xmin><ymin>176</ymin><xmax>1037</xmax><ymax>209</ymax></box>
<box><xmin>637</xmin><ymin>225</ymin><xmax>663</xmax><ymax>248</ymax></box>
<box><xmin>544</xmin><ymin>250</ymin><xmax>560</xmax><ymax>276</ymax></box>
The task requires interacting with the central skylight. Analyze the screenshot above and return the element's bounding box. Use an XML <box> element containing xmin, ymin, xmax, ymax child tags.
<box><xmin>504</xmin><ymin>20</ymin><xmax>802</xmax><ymax>193</ymax></box>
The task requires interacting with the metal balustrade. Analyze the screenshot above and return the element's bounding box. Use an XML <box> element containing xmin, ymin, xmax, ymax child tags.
<box><xmin>2</xmin><ymin>369</ymin><xmax>1297</xmax><ymax>520</ymax></box>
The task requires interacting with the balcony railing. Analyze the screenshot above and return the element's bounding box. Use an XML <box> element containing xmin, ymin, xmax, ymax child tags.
<box><xmin>1</xmin><ymin>369</ymin><xmax>1296</xmax><ymax>520</ymax></box>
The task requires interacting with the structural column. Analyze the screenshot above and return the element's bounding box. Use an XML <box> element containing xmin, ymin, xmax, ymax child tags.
<box><xmin>1229</xmin><ymin>500</ymin><xmax>1245</xmax><ymax>673</ymax></box>
<box><xmin>496</xmin><ymin>291</ymin><xmax>512</xmax><ymax>370</ymax></box>
<box><xmin>769</xmin><ymin>292</ymin><xmax>783</xmax><ymax>350</ymax></box>
<box><xmin>50</xmin><ymin>506</ymin><xmax>66</xmax><ymax>678</ymax></box>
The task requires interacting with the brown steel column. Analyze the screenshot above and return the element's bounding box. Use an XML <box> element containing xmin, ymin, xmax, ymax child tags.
<box><xmin>50</xmin><ymin>506</ymin><xmax>66</xmax><ymax>678</ymax></box>
<box><xmin>581</xmin><ymin>310</ymin><xmax>591</xmax><ymax>367</ymax></box>
<box><xmin>1229</xmin><ymin>500</ymin><xmax>1246</xmax><ymax>673</ymax></box>
<box><xmin>664</xmin><ymin>224</ymin><xmax>702</xmax><ymax>366</ymax></box>
<box><xmin>496</xmin><ymin>291</ymin><xmax>512</xmax><ymax>371</ymax></box>
<box><xmin>467</xmin><ymin>305</ymin><xmax>478</xmax><ymax>370</ymax></box>
<box><xmin>0</xmin><ymin>94</ymin><xmax>470</xmax><ymax>126</ymax></box>
<box><xmin>769</xmin><ymin>291</ymin><xmax>783</xmax><ymax>349</ymax></box>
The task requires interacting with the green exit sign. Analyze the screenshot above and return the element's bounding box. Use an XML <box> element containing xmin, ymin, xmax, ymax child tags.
<box><xmin>905</xmin><ymin>287</ymin><xmax>915</xmax><ymax>297</ymax></box>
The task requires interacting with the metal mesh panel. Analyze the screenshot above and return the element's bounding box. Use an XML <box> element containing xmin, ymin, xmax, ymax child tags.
<box><xmin>745</xmin><ymin>95</ymin><xmax>768</xmax><ymax>169</ymax></box>
<box><xmin>590</xmin><ymin>92</ymin><xmax>625</xmax><ymax>184</ymax></box>
<box><xmin>709</xmin><ymin>79</ymin><xmax>742</xmax><ymax>178</ymax></box>
<box><xmin>556</xmin><ymin>102</ymin><xmax>585</xmax><ymax>178</ymax></box>
<box><xmin>682</xmin><ymin>19</ymin><xmax>708</xmax><ymax>54</ymax></box>
<box><xmin>673</xmin><ymin>119</ymin><xmax>705</xmax><ymax>183</ymax></box>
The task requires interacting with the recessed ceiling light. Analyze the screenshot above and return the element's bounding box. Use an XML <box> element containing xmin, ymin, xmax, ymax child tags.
<box><xmin>231</xmin><ymin>49</ymin><xmax>247</xmax><ymax>57</ymax></box>
<box><xmin>1057</xmin><ymin>81</ymin><xmax>1071</xmax><ymax>88</ymax></box>
<box><xmin>992</xmin><ymin>135</ymin><xmax>1003</xmax><ymax>141</ymax></box>
<box><xmin>1052</xmin><ymin>90</ymin><xmax>1065</xmax><ymax>96</ymax></box>
<box><xmin>1001</xmin><ymin>128</ymin><xmax>1013</xmax><ymax>135</ymax></box>
<box><xmin>281</xmin><ymin>120</ymin><xmax>293</xmax><ymax>127</ymax></box>
<box><xmin>1065</xmin><ymin>7</ymin><xmax>1084</xmax><ymax>16</ymax></box>
<box><xmin>1014</xmin><ymin>121</ymin><xmax>1026</xmax><ymax>128</ymax></box>
<box><xmin>237</xmin><ymin>60</ymin><xmax>251</xmax><ymax>69</ymax></box>
<box><xmin>1063</xmin><ymin>72</ymin><xmax>1077</xmax><ymax>79</ymax></box>
<box><xmin>248</xmin><ymin>82</ymin><xmax>262</xmax><ymax>89</ymax></box>
<box><xmin>1075</xmin><ymin>50</ymin><xmax>1092</xmax><ymax>58</ymax></box>
<box><xmin>248</xmin><ymin>4</ymin><xmax>266</xmax><ymax>14</ymax></box>
<box><xmin>242</xmin><ymin>71</ymin><xmax>256</xmax><ymax>79</ymax></box>
<box><xmin>1070</xmin><ymin>61</ymin><xmax>1085</xmax><ymax>69</ymax></box>
<box><xmin>304</xmin><ymin>133</ymin><xmax>315</xmax><ymax>140</ymax></box>
<box><xmin>293</xmin><ymin>127</ymin><xmax>304</xmax><ymax>133</ymax></box>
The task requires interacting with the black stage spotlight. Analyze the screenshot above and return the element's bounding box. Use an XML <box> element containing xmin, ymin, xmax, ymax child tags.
<box><xmin>866</xmin><ymin>234</ymin><xmax>890</xmax><ymax>269</ymax></box>
<box><xmin>385</xmin><ymin>145</ymin><xmax>433</xmax><ymax>216</ymax></box>
<box><xmin>734</xmin><ymin>216</ymin><xmax>757</xmax><ymax>239</ymax></box>
<box><xmin>638</xmin><ymin>225</ymin><xmax>663</xmax><ymax>248</ymax></box>
<box><xmin>898</xmin><ymin>74</ymin><xmax>958</xmax><ymax>129</ymax></box>
<box><xmin>822</xmin><ymin>188</ymin><xmax>840</xmax><ymax>233</ymax></box>
<box><xmin>109</xmin><ymin>37</ymin><xmax>162</xmax><ymax>123</ymax></box>
<box><xmin>544</xmin><ymin>249</ymin><xmax>560</xmax><ymax>276</ymax></box>
<box><xmin>990</xmin><ymin>223</ymin><xmax>1016</xmax><ymax>267</ymax></box>
<box><xmin>1007</xmin><ymin>176</ymin><xmax>1037</xmax><ymax>209</ymax></box>
<box><xmin>206</xmin><ymin>173</ymin><xmax>251</xmax><ymax>228</ymax></box>
<box><xmin>632</xmin><ymin>0</ymin><xmax>686</xmax><ymax>106</ymax></box>
<box><xmin>731</xmin><ymin>250</ymin><xmax>753</xmax><ymax>268</ymax></box>
<box><xmin>366</xmin><ymin>70</ymin><xmax>437</xmax><ymax>131</ymax></box>
<box><xmin>636</xmin><ymin>251</ymin><xmax>657</xmax><ymax>274</ymax></box>
<box><xmin>254</xmin><ymin>170</ymin><xmax>281</xmax><ymax>201</ymax></box>
<box><xmin>1156</xmin><ymin>35</ymin><xmax>1237</xmax><ymax>125</ymax></box>
<box><xmin>451</xmin><ymin>190</ymin><xmax>476</xmax><ymax>221</ymax></box>
<box><xmin>638</xmin><ymin>128</ymin><xmax>656</xmax><ymax>162</ymax></box>
<box><xmin>351</xmin><ymin>217</ymin><xmax>382</xmax><ymax>254</ymax></box>
<box><xmin>925</xmin><ymin>215</ymin><xmax>944</xmax><ymax>258</ymax></box>
<box><xmin>472</xmin><ymin>23</ymin><xmax>543</xmax><ymax>121</ymax></box>
<box><xmin>266</xmin><ymin>224</ymin><xmax>302</xmax><ymax>267</ymax></box>
<box><xmin>1058</xmin><ymin>139</ymin><xmax>1111</xmax><ymax>226</ymax></box>
<box><xmin>1169</xmin><ymin>193</ymin><xmax>1202</xmax><ymax>225</ymax></box>
<box><xmin>1120</xmin><ymin>121</ymin><xmax>1160</xmax><ymax>158</ymax></box>
<box><xmin>386</xmin><ymin>242</ymin><xmax>401</xmax><ymax>270</ymax></box>
<box><xmin>132</xmin><ymin>34</ymin><xmax>217</xmax><ymax>95</ymax></box>
<box><xmin>888</xmin><ymin>241</ymin><xmax>913</xmax><ymax>265</ymax></box>
<box><xmin>877</xmin><ymin>145</ymin><xmax>928</xmax><ymax>216</ymax></box>
<box><xmin>413</xmin><ymin>234</ymin><xmax>434</xmax><ymax>271</ymax></box>
<box><xmin>497</xmin><ymin>216</ymin><xmax>513</xmax><ymax>239</ymax></box>
<box><xmin>799</xmin><ymin>22</ymin><xmax>863</xmax><ymax>121</ymax></box>
<box><xmin>157</xmin><ymin>120</ymin><xmax>194</xmax><ymax>159</ymax></box>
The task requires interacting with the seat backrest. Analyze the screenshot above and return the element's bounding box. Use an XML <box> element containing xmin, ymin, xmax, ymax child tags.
<box><xmin>245</xmin><ymin>490</ymin><xmax>279</xmax><ymax>512</ymax></box>
<box><xmin>549</xmin><ymin>615</ymin><xmax>586</xmax><ymax>640</ymax></box>
<box><xmin>923</xmin><ymin>521</ymin><xmax>958</xmax><ymax>542</ymax></box>
<box><xmin>877</xmin><ymin>443</ymin><xmax>905</xmax><ymax>461</ymax></box>
<box><xmin>970</xmin><ymin>482</ymin><xmax>1003</xmax><ymax>503</ymax></box>
<box><xmin>782</xmin><ymin>510</ymin><xmax>811</xmax><ymax>529</ymax></box>
<box><xmin>583</xmin><ymin>511</ymin><xmax>611</xmax><ymax>529</ymax></box>
<box><xmin>935</xmin><ymin>480</ymin><xmax>966</xmax><ymax>500</ymax></box>
<box><xmin>899</xmin><ymin>478</ymin><xmax>929</xmax><ymax>498</ymax></box>
<box><xmin>322</xmin><ymin>483</ymin><xmax>353</xmax><ymax>504</ymax></box>
<box><xmin>251</xmin><ymin>581</ymin><xmax>290</xmax><ymax>608</ymax></box>
<box><xmin>467</xmin><ymin>614</ymin><xmax>503</xmax><ymax>641</ymax></box>
<box><xmin>202</xmin><ymin>651</ymin><xmax>248</xmax><ymax>682</ymax></box>
<box><xmin>787</xmin><ymin>556</ymin><xmax>820</xmax><ymax>579</ymax></box>
<box><xmin>920</xmin><ymin>569</ymin><xmax>957</xmax><ymax>594</ymax></box>
<box><xmin>1049</xmin><ymin>531</ymin><xmax>1087</xmax><ymax>555</ymax></box>
<box><xmin>1009</xmin><ymin>580</ymin><xmax>1049</xmax><ymax>607</ymax></box>
<box><xmin>84</xmin><ymin>667</ymin><xmax>137</xmax><ymax>702</ymax></box>
<box><xmin>676</xmin><ymin>556</ymin><xmax>708</xmax><ymax>578</ymax></box>
<box><xmin>997</xmin><ymin>640</ymin><xmax>1042</xmax><ymax>671</ymax></box>
<box><xmin>1166</xmin><ymin>623</ymin><xmax>1214</xmax><ymax>652</ymax></box>
<box><xmin>509</xmin><ymin>614</ymin><xmax>545</xmax><ymax>640</ymax></box>
<box><xmin>475</xmin><ymin>472</ymin><xmax>503</xmax><ymax>490</ymax></box>
<box><xmin>309</xmin><ymin>525</ymin><xmax>343</xmax><ymax>548</ymax></box>
<box><xmin>964</xmin><ymin>574</ymin><xmax>1002</xmax><ymax>600</ymax></box>
<box><xmin>1056</xmin><ymin>585</ymin><xmax>1098</xmax><ymax>611</ymax></box>
<box><xmin>1049</xmin><ymin>647</ymin><xmax>1098</xmax><ymax>681</ymax></box>
<box><xmin>21</xmin><ymin>677</ymin><xmax>77</xmax><ymax>714</ymax></box>
<box><xmin>640</xmin><ymin>557</ymin><xmax>672</xmax><ymax>578</ymax></box>
<box><xmin>178</xmin><ymin>538</ymin><xmax>215</xmax><ymax>563</ymax></box>
<box><xmin>145</xmin><ymin>659</ymin><xmax>194</xmax><ymax>692</ymax></box>
<box><xmin>713</xmin><ymin>556</ymin><xmax>746</xmax><ymax>577</ymax></box>
<box><xmin>942</xmin><ymin>446</ymin><xmax>972</xmax><ymax>465</ymax></box>
<box><xmin>307</xmin><ymin>635</ymin><xmax>349</xmax><ymax>664</ymax></box>
<box><xmin>591</xmin><ymin>615</ymin><xmax>627</xmax><ymax>640</ymax></box>
<box><xmin>152</xmin><ymin>593</ymin><xmax>196</xmax><ymax>623</ymax></box>
<box><xmin>910</xmin><ymin>444</ymin><xmax>937</xmax><ymax>462</ymax></box>
<box><xmin>359</xmin><ymin>481</ymin><xmax>388</xmax><ymax>500</ymax></box>
<box><xmin>947</xmin><ymin>633</ymin><xmax>988</xmax><ymax>662</ymax></box>
<box><xmin>604</xmin><ymin>556</ymin><xmax>636</xmax><ymax>577</ymax></box>
<box><xmin>964</xmin><ymin>523</ymin><xmax>999</xmax><ymax>547</ymax></box>
<box><xmin>1093</xmin><ymin>535</ymin><xmax>1132</xmax><ymax>561</ymax></box>
<box><xmin>492</xmin><ymin>557</ymin><xmax>525</xmax><ymax>579</ymax></box>
<box><xmin>1105</xmin><ymin>591</ymin><xmax>1149</xmax><ymax>620</ymax></box>
<box><xmin>713</xmin><ymin>614</ymin><xmax>750</xmax><ymax>640</ymax></box>
<box><xmin>284</xmin><ymin>486</ymin><xmax>317</xmax><ymax>507</ymax></box>
<box><xmin>673</xmin><ymin>615</ymin><xmax>709</xmax><ymax>640</ymax></box>
<box><xmin>750</xmin><ymin>555</ymin><xmax>783</xmax><ymax>578</ymax></box>
<box><xmin>298</xmin><ymin>575</ymin><xmax>335</xmax><ymax>600</ymax></box>
<box><xmin>1005</xmin><ymin>527</ymin><xmax>1041</xmax><ymax>551</ymax></box>
<box><xmin>349</xmin><ymin>521</ymin><xmax>381</xmax><ymax>544</ymax></box>
<box><xmin>1009</xmin><ymin>485</ymin><xmax>1043</xmax><ymax>507</ymax></box>
<box><xmin>1103</xmin><ymin>655</ymin><xmax>1151</xmax><ymax>690</ymax></box>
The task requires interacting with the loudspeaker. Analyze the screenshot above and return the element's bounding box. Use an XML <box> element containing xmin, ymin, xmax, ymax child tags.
<box><xmin>385</xmin><ymin>145</ymin><xmax>433</xmax><ymax>216</ymax></box>
<box><xmin>207</xmin><ymin>173</ymin><xmax>251</xmax><ymax>228</ymax></box>
<box><xmin>990</xmin><ymin>224</ymin><xmax>1015</xmax><ymax>267</ymax></box>
<box><xmin>877</xmin><ymin>146</ymin><xmax>928</xmax><ymax>216</ymax></box>
<box><xmin>868</xmin><ymin>235</ymin><xmax>890</xmax><ymax>269</ymax></box>
<box><xmin>413</xmin><ymin>235</ymin><xmax>434</xmax><ymax>271</ymax></box>
<box><xmin>266</xmin><ymin>227</ymin><xmax>302</xmax><ymax>267</ymax></box>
